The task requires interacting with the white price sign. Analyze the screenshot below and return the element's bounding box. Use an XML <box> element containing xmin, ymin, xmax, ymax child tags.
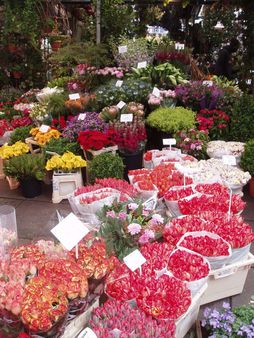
<box><xmin>77</xmin><ymin>328</ymin><xmax>98</xmax><ymax>338</ymax></box>
<box><xmin>175</xmin><ymin>43</ymin><xmax>185</xmax><ymax>50</ymax></box>
<box><xmin>69</xmin><ymin>93</ymin><xmax>80</xmax><ymax>100</ymax></box>
<box><xmin>51</xmin><ymin>213</ymin><xmax>89</xmax><ymax>251</ymax></box>
<box><xmin>203</xmin><ymin>80</ymin><xmax>213</xmax><ymax>87</ymax></box>
<box><xmin>39</xmin><ymin>125</ymin><xmax>50</xmax><ymax>133</ymax></box>
<box><xmin>120</xmin><ymin>114</ymin><xmax>133</xmax><ymax>123</ymax></box>
<box><xmin>163</xmin><ymin>138</ymin><xmax>176</xmax><ymax>146</ymax></box>
<box><xmin>115</xmin><ymin>80</ymin><xmax>123</xmax><ymax>87</ymax></box>
<box><xmin>117</xmin><ymin>101</ymin><xmax>126</xmax><ymax>109</ymax></box>
<box><xmin>137</xmin><ymin>61</ymin><xmax>147</xmax><ymax>69</ymax></box>
<box><xmin>118</xmin><ymin>45</ymin><xmax>127</xmax><ymax>54</ymax></box>
<box><xmin>222</xmin><ymin>155</ymin><xmax>237</xmax><ymax>166</ymax></box>
<box><xmin>78</xmin><ymin>113</ymin><xmax>86</xmax><ymax>121</ymax></box>
<box><xmin>152</xmin><ymin>87</ymin><xmax>160</xmax><ymax>98</ymax></box>
<box><xmin>124</xmin><ymin>249</ymin><xmax>146</xmax><ymax>272</ymax></box>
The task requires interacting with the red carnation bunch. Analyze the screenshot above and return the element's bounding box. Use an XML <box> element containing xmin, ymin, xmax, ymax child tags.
<box><xmin>78</xmin><ymin>130</ymin><xmax>116</xmax><ymax>151</ymax></box>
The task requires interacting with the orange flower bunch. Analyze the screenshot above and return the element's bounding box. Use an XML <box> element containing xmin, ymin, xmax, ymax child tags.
<box><xmin>30</xmin><ymin>127</ymin><xmax>61</xmax><ymax>146</ymax></box>
<box><xmin>65</xmin><ymin>94</ymin><xmax>95</xmax><ymax>112</ymax></box>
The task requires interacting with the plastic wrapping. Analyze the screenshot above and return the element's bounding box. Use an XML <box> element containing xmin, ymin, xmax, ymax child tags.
<box><xmin>227</xmin><ymin>243</ymin><xmax>251</xmax><ymax>265</ymax></box>
<box><xmin>134</xmin><ymin>181</ymin><xmax>158</xmax><ymax>201</ymax></box>
<box><xmin>0</xmin><ymin>205</ymin><xmax>18</xmax><ymax>258</ymax></box>
<box><xmin>164</xmin><ymin>185</ymin><xmax>195</xmax><ymax>217</ymax></box>
<box><xmin>177</xmin><ymin>231</ymin><xmax>232</xmax><ymax>270</ymax></box>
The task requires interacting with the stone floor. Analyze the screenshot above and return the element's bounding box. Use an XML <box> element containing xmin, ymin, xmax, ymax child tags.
<box><xmin>0</xmin><ymin>178</ymin><xmax>253</xmax><ymax>336</ymax></box>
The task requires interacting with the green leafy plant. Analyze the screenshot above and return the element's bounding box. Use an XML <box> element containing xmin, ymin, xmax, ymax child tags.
<box><xmin>9</xmin><ymin>126</ymin><xmax>33</xmax><ymax>144</ymax></box>
<box><xmin>3</xmin><ymin>153</ymin><xmax>46</xmax><ymax>181</ymax></box>
<box><xmin>146</xmin><ymin>106</ymin><xmax>196</xmax><ymax>133</ymax></box>
<box><xmin>129</xmin><ymin>62</ymin><xmax>188</xmax><ymax>88</ymax></box>
<box><xmin>240</xmin><ymin>140</ymin><xmax>254</xmax><ymax>176</ymax></box>
<box><xmin>47</xmin><ymin>76</ymin><xmax>72</xmax><ymax>89</ymax></box>
<box><xmin>46</xmin><ymin>92</ymin><xmax>68</xmax><ymax>119</ymax></box>
<box><xmin>45</xmin><ymin>137</ymin><xmax>81</xmax><ymax>156</ymax></box>
<box><xmin>95</xmin><ymin>78</ymin><xmax>153</xmax><ymax>110</ymax></box>
<box><xmin>88</xmin><ymin>152</ymin><xmax>124</xmax><ymax>184</ymax></box>
<box><xmin>229</xmin><ymin>94</ymin><xmax>254</xmax><ymax>142</ymax></box>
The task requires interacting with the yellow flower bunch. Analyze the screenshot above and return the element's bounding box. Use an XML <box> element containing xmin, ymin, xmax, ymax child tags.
<box><xmin>46</xmin><ymin>152</ymin><xmax>86</xmax><ymax>171</ymax></box>
<box><xmin>0</xmin><ymin>141</ymin><xmax>30</xmax><ymax>159</ymax></box>
<box><xmin>30</xmin><ymin>128</ymin><xmax>61</xmax><ymax>146</ymax></box>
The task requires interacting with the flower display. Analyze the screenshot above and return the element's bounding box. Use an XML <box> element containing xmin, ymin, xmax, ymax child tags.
<box><xmin>197</xmin><ymin>109</ymin><xmax>230</xmax><ymax>140</ymax></box>
<box><xmin>148</xmin><ymin>89</ymin><xmax>176</xmax><ymax>107</ymax></box>
<box><xmin>21</xmin><ymin>276</ymin><xmax>68</xmax><ymax>333</ymax></box>
<box><xmin>30</xmin><ymin>127</ymin><xmax>61</xmax><ymax>146</ymax></box>
<box><xmin>207</xmin><ymin>140</ymin><xmax>245</xmax><ymax>158</ymax></box>
<box><xmin>194</xmin><ymin>182</ymin><xmax>228</xmax><ymax>195</ymax></box>
<box><xmin>10</xmin><ymin>116</ymin><xmax>33</xmax><ymax>128</ymax></box>
<box><xmin>65</xmin><ymin>95</ymin><xmax>95</xmax><ymax>113</ymax></box>
<box><xmin>0</xmin><ymin>141</ymin><xmax>29</xmax><ymax>159</ymax></box>
<box><xmin>80</xmin><ymin>191</ymin><xmax>112</xmax><ymax>204</ymax></box>
<box><xmin>45</xmin><ymin>151</ymin><xmax>86</xmax><ymax>171</ymax></box>
<box><xmin>78</xmin><ymin>130</ymin><xmax>116</xmax><ymax>151</ymax></box>
<box><xmin>29</xmin><ymin>104</ymin><xmax>48</xmax><ymax>122</ymax></box>
<box><xmin>164</xmin><ymin>186</ymin><xmax>194</xmax><ymax>201</ymax></box>
<box><xmin>0</xmin><ymin>119</ymin><xmax>13</xmax><ymax>137</ymax></box>
<box><xmin>178</xmin><ymin>233</ymin><xmax>230</xmax><ymax>257</ymax></box>
<box><xmin>39</xmin><ymin>259</ymin><xmax>88</xmax><ymax>300</ymax></box>
<box><xmin>168</xmin><ymin>249</ymin><xmax>210</xmax><ymax>282</ymax></box>
<box><xmin>95</xmin><ymin>178</ymin><xmax>138</xmax><ymax>199</ymax></box>
<box><xmin>89</xmin><ymin>299</ymin><xmax>176</xmax><ymax>338</ymax></box>
<box><xmin>10</xmin><ymin>244</ymin><xmax>45</xmax><ymax>267</ymax></box>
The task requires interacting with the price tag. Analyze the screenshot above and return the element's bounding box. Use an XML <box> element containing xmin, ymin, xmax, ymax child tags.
<box><xmin>137</xmin><ymin>61</ymin><xmax>147</xmax><ymax>69</ymax></box>
<box><xmin>246</xmin><ymin>79</ymin><xmax>252</xmax><ymax>85</ymax></box>
<box><xmin>222</xmin><ymin>155</ymin><xmax>237</xmax><ymax>166</ymax></box>
<box><xmin>120</xmin><ymin>114</ymin><xmax>133</xmax><ymax>123</ymax></box>
<box><xmin>123</xmin><ymin>249</ymin><xmax>146</xmax><ymax>272</ymax></box>
<box><xmin>51</xmin><ymin>213</ymin><xmax>89</xmax><ymax>251</ymax></box>
<box><xmin>69</xmin><ymin>93</ymin><xmax>80</xmax><ymax>100</ymax></box>
<box><xmin>118</xmin><ymin>45</ymin><xmax>127</xmax><ymax>54</ymax></box>
<box><xmin>175</xmin><ymin>43</ymin><xmax>185</xmax><ymax>50</ymax></box>
<box><xmin>152</xmin><ymin>87</ymin><xmax>160</xmax><ymax>98</ymax></box>
<box><xmin>117</xmin><ymin>101</ymin><xmax>126</xmax><ymax>109</ymax></box>
<box><xmin>163</xmin><ymin>138</ymin><xmax>176</xmax><ymax>146</ymax></box>
<box><xmin>39</xmin><ymin>125</ymin><xmax>50</xmax><ymax>133</ymax></box>
<box><xmin>115</xmin><ymin>80</ymin><xmax>123</xmax><ymax>87</ymax></box>
<box><xmin>77</xmin><ymin>328</ymin><xmax>98</xmax><ymax>338</ymax></box>
<box><xmin>78</xmin><ymin>113</ymin><xmax>86</xmax><ymax>121</ymax></box>
<box><xmin>203</xmin><ymin>80</ymin><xmax>213</xmax><ymax>87</ymax></box>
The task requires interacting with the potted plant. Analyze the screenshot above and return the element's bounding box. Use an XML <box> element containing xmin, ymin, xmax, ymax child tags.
<box><xmin>146</xmin><ymin>106</ymin><xmax>196</xmax><ymax>149</ymax></box>
<box><xmin>88</xmin><ymin>152</ymin><xmax>124</xmax><ymax>184</ymax></box>
<box><xmin>3</xmin><ymin>154</ymin><xmax>46</xmax><ymax>198</ymax></box>
<box><xmin>42</xmin><ymin>17</ymin><xmax>55</xmax><ymax>35</ymax></box>
<box><xmin>240</xmin><ymin>140</ymin><xmax>253</xmax><ymax>196</ymax></box>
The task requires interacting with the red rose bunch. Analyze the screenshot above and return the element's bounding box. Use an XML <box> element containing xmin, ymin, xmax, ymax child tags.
<box><xmin>10</xmin><ymin>245</ymin><xmax>45</xmax><ymax>268</ymax></box>
<box><xmin>178</xmin><ymin>194</ymin><xmax>245</xmax><ymax>215</ymax></box>
<box><xmin>129</xmin><ymin>169</ymin><xmax>152</xmax><ymax>176</ymax></box>
<box><xmin>69</xmin><ymin>238</ymin><xmax>110</xmax><ymax>280</ymax></box>
<box><xmin>21</xmin><ymin>276</ymin><xmax>68</xmax><ymax>333</ymax></box>
<box><xmin>10</xmin><ymin>116</ymin><xmax>32</xmax><ymax>128</ymax></box>
<box><xmin>39</xmin><ymin>259</ymin><xmax>88</xmax><ymax>300</ymax></box>
<box><xmin>168</xmin><ymin>249</ymin><xmax>210</xmax><ymax>282</ymax></box>
<box><xmin>179</xmin><ymin>234</ymin><xmax>230</xmax><ymax>257</ymax></box>
<box><xmin>89</xmin><ymin>299</ymin><xmax>176</xmax><ymax>338</ymax></box>
<box><xmin>136</xmin><ymin>274</ymin><xmax>191</xmax><ymax>319</ymax></box>
<box><xmin>195</xmin><ymin>183</ymin><xmax>228</xmax><ymax>196</ymax></box>
<box><xmin>78</xmin><ymin>130</ymin><xmax>116</xmax><ymax>151</ymax></box>
<box><xmin>163</xmin><ymin>216</ymin><xmax>207</xmax><ymax>245</ymax></box>
<box><xmin>164</xmin><ymin>186</ymin><xmax>194</xmax><ymax>201</ymax></box>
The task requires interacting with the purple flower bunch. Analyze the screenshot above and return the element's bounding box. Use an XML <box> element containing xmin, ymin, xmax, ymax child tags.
<box><xmin>175</xmin><ymin>81</ymin><xmax>223</xmax><ymax>112</ymax></box>
<box><xmin>202</xmin><ymin>302</ymin><xmax>254</xmax><ymax>338</ymax></box>
<box><xmin>62</xmin><ymin>112</ymin><xmax>108</xmax><ymax>141</ymax></box>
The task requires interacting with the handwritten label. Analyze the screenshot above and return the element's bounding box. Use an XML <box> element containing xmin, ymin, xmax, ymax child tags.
<box><xmin>137</xmin><ymin>61</ymin><xmax>147</xmax><ymax>69</ymax></box>
<box><xmin>117</xmin><ymin>101</ymin><xmax>126</xmax><ymax>109</ymax></box>
<box><xmin>246</xmin><ymin>79</ymin><xmax>252</xmax><ymax>85</ymax></box>
<box><xmin>120</xmin><ymin>114</ymin><xmax>133</xmax><ymax>123</ymax></box>
<box><xmin>118</xmin><ymin>45</ymin><xmax>127</xmax><ymax>54</ymax></box>
<box><xmin>78</xmin><ymin>113</ymin><xmax>86</xmax><ymax>121</ymax></box>
<box><xmin>39</xmin><ymin>125</ymin><xmax>50</xmax><ymax>133</ymax></box>
<box><xmin>203</xmin><ymin>80</ymin><xmax>213</xmax><ymax>87</ymax></box>
<box><xmin>124</xmin><ymin>249</ymin><xmax>146</xmax><ymax>272</ymax></box>
<box><xmin>51</xmin><ymin>213</ymin><xmax>89</xmax><ymax>251</ymax></box>
<box><xmin>115</xmin><ymin>80</ymin><xmax>123</xmax><ymax>87</ymax></box>
<box><xmin>163</xmin><ymin>138</ymin><xmax>176</xmax><ymax>146</ymax></box>
<box><xmin>222</xmin><ymin>155</ymin><xmax>237</xmax><ymax>166</ymax></box>
<box><xmin>69</xmin><ymin>93</ymin><xmax>80</xmax><ymax>100</ymax></box>
<box><xmin>77</xmin><ymin>328</ymin><xmax>98</xmax><ymax>338</ymax></box>
<box><xmin>152</xmin><ymin>87</ymin><xmax>160</xmax><ymax>98</ymax></box>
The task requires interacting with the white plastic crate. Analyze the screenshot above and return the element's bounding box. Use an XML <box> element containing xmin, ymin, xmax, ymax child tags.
<box><xmin>200</xmin><ymin>253</ymin><xmax>254</xmax><ymax>305</ymax></box>
<box><xmin>61</xmin><ymin>297</ymin><xmax>99</xmax><ymax>338</ymax></box>
<box><xmin>175</xmin><ymin>283</ymin><xmax>207</xmax><ymax>338</ymax></box>
<box><xmin>52</xmin><ymin>170</ymin><xmax>83</xmax><ymax>203</ymax></box>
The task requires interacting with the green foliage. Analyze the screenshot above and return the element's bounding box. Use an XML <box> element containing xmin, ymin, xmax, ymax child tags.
<box><xmin>3</xmin><ymin>153</ymin><xmax>46</xmax><ymax>181</ymax></box>
<box><xmin>47</xmin><ymin>77</ymin><xmax>72</xmax><ymax>89</ymax></box>
<box><xmin>46</xmin><ymin>93</ymin><xmax>68</xmax><ymax>119</ymax></box>
<box><xmin>95</xmin><ymin>78</ymin><xmax>153</xmax><ymax>110</ymax></box>
<box><xmin>240</xmin><ymin>140</ymin><xmax>254</xmax><ymax>176</ymax></box>
<box><xmin>45</xmin><ymin>138</ymin><xmax>81</xmax><ymax>157</ymax></box>
<box><xmin>229</xmin><ymin>94</ymin><xmax>254</xmax><ymax>142</ymax></box>
<box><xmin>9</xmin><ymin>126</ymin><xmax>33</xmax><ymax>145</ymax></box>
<box><xmin>88</xmin><ymin>153</ymin><xmax>124</xmax><ymax>184</ymax></box>
<box><xmin>146</xmin><ymin>106</ymin><xmax>196</xmax><ymax>133</ymax></box>
<box><xmin>129</xmin><ymin>62</ymin><xmax>188</xmax><ymax>88</ymax></box>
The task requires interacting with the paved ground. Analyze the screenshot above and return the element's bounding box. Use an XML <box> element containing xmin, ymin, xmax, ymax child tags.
<box><xmin>0</xmin><ymin>178</ymin><xmax>253</xmax><ymax>335</ymax></box>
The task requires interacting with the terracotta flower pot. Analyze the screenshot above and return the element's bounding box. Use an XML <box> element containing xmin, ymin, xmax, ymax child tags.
<box><xmin>249</xmin><ymin>177</ymin><xmax>254</xmax><ymax>197</ymax></box>
<box><xmin>6</xmin><ymin>176</ymin><xmax>20</xmax><ymax>190</ymax></box>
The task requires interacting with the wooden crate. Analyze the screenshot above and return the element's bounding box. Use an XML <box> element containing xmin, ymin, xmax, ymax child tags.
<box><xmin>25</xmin><ymin>137</ymin><xmax>41</xmax><ymax>154</ymax></box>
